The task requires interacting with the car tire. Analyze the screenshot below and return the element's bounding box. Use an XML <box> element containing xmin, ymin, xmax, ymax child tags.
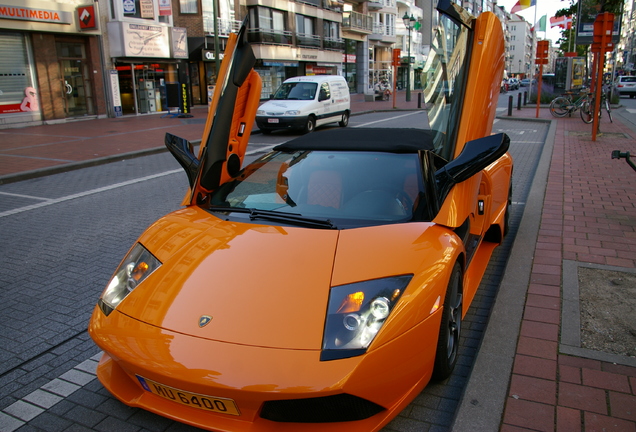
<box><xmin>339</xmin><ymin>112</ymin><xmax>349</xmax><ymax>127</ymax></box>
<box><xmin>432</xmin><ymin>262</ymin><xmax>462</xmax><ymax>381</ymax></box>
<box><xmin>303</xmin><ymin>116</ymin><xmax>316</xmax><ymax>134</ymax></box>
<box><xmin>260</xmin><ymin>129</ymin><xmax>271</xmax><ymax>135</ymax></box>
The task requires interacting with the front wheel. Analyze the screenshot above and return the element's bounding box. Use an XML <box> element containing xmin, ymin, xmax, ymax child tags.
<box><xmin>580</xmin><ymin>100</ymin><xmax>594</xmax><ymax>124</ymax></box>
<box><xmin>549</xmin><ymin>97</ymin><xmax>570</xmax><ymax>117</ymax></box>
<box><xmin>605</xmin><ymin>98</ymin><xmax>613</xmax><ymax>123</ymax></box>
<box><xmin>432</xmin><ymin>262</ymin><xmax>463</xmax><ymax>381</ymax></box>
<box><xmin>302</xmin><ymin>116</ymin><xmax>316</xmax><ymax>134</ymax></box>
<box><xmin>339</xmin><ymin>111</ymin><xmax>349</xmax><ymax>127</ymax></box>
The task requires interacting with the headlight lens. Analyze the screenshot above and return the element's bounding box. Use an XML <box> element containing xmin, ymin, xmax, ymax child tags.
<box><xmin>257</xmin><ymin>109</ymin><xmax>265</xmax><ymax>115</ymax></box>
<box><xmin>285</xmin><ymin>110</ymin><xmax>301</xmax><ymax>115</ymax></box>
<box><xmin>321</xmin><ymin>275</ymin><xmax>412</xmax><ymax>361</ymax></box>
<box><xmin>98</xmin><ymin>243</ymin><xmax>161</xmax><ymax>315</ymax></box>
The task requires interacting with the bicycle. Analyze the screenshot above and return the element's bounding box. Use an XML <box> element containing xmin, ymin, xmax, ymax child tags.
<box><xmin>580</xmin><ymin>89</ymin><xmax>613</xmax><ymax>124</ymax></box>
<box><xmin>549</xmin><ymin>88</ymin><xmax>590</xmax><ymax>118</ymax></box>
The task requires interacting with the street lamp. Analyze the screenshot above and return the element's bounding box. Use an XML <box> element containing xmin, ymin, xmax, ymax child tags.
<box><xmin>402</xmin><ymin>12</ymin><xmax>416</xmax><ymax>102</ymax></box>
<box><xmin>518</xmin><ymin>59</ymin><xmax>522</xmax><ymax>76</ymax></box>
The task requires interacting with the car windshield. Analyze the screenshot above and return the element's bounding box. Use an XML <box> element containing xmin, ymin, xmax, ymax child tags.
<box><xmin>209</xmin><ymin>150</ymin><xmax>425</xmax><ymax>228</ymax></box>
<box><xmin>421</xmin><ymin>11</ymin><xmax>471</xmax><ymax>161</ymax></box>
<box><xmin>273</xmin><ymin>82</ymin><xmax>317</xmax><ymax>100</ymax></box>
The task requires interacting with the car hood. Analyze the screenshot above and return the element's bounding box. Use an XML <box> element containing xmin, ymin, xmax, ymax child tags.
<box><xmin>258</xmin><ymin>100</ymin><xmax>313</xmax><ymax>113</ymax></box>
<box><xmin>116</xmin><ymin>207</ymin><xmax>440</xmax><ymax>351</ymax></box>
<box><xmin>117</xmin><ymin>207</ymin><xmax>338</xmax><ymax>350</ymax></box>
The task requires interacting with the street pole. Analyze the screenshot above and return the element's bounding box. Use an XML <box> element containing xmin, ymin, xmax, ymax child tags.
<box><xmin>403</xmin><ymin>13</ymin><xmax>415</xmax><ymax>102</ymax></box>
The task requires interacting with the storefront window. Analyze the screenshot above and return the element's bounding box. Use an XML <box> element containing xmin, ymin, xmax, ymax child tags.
<box><xmin>0</xmin><ymin>32</ymin><xmax>39</xmax><ymax>116</ymax></box>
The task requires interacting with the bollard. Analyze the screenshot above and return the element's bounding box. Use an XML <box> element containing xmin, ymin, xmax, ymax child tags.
<box><xmin>523</xmin><ymin>91</ymin><xmax>528</xmax><ymax>105</ymax></box>
<box><xmin>517</xmin><ymin>92</ymin><xmax>522</xmax><ymax>110</ymax></box>
<box><xmin>418</xmin><ymin>92</ymin><xmax>422</xmax><ymax>109</ymax></box>
<box><xmin>508</xmin><ymin>95</ymin><xmax>513</xmax><ymax>116</ymax></box>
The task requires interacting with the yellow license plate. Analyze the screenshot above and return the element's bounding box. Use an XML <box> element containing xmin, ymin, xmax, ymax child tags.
<box><xmin>136</xmin><ymin>376</ymin><xmax>240</xmax><ymax>416</ymax></box>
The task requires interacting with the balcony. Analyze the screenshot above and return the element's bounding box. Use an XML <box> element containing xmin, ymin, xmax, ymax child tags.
<box><xmin>342</xmin><ymin>11</ymin><xmax>373</xmax><ymax>34</ymax></box>
<box><xmin>369</xmin><ymin>22</ymin><xmax>395</xmax><ymax>41</ymax></box>
<box><xmin>324</xmin><ymin>37</ymin><xmax>345</xmax><ymax>51</ymax></box>
<box><xmin>204</xmin><ymin>17</ymin><xmax>241</xmax><ymax>36</ymax></box>
<box><xmin>248</xmin><ymin>28</ymin><xmax>293</xmax><ymax>45</ymax></box>
<box><xmin>297</xmin><ymin>33</ymin><xmax>321</xmax><ymax>48</ymax></box>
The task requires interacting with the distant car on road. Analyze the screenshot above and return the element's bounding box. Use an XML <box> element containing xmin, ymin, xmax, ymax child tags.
<box><xmin>520</xmin><ymin>79</ymin><xmax>531</xmax><ymax>87</ymax></box>
<box><xmin>614</xmin><ymin>76</ymin><xmax>636</xmax><ymax>98</ymax></box>
<box><xmin>508</xmin><ymin>78</ymin><xmax>519</xmax><ymax>90</ymax></box>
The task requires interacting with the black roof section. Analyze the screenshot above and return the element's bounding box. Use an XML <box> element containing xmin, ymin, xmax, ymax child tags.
<box><xmin>274</xmin><ymin>128</ymin><xmax>436</xmax><ymax>153</ymax></box>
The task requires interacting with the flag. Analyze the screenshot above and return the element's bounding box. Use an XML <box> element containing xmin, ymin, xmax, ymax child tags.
<box><xmin>550</xmin><ymin>15</ymin><xmax>572</xmax><ymax>29</ymax></box>
<box><xmin>511</xmin><ymin>0</ymin><xmax>536</xmax><ymax>13</ymax></box>
<box><xmin>532</xmin><ymin>15</ymin><xmax>547</xmax><ymax>32</ymax></box>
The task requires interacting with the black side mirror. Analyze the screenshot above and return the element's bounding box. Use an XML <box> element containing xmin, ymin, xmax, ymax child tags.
<box><xmin>269</xmin><ymin>94</ymin><xmax>274</xmax><ymax>99</ymax></box>
<box><xmin>434</xmin><ymin>133</ymin><xmax>510</xmax><ymax>203</ymax></box>
<box><xmin>165</xmin><ymin>133</ymin><xmax>199</xmax><ymax>187</ymax></box>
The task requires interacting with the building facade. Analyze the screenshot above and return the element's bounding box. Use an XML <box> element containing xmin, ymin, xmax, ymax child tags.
<box><xmin>0</xmin><ymin>0</ymin><xmax>106</xmax><ymax>128</ymax></box>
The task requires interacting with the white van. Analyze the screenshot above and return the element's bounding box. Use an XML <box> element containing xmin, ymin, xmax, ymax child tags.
<box><xmin>256</xmin><ymin>75</ymin><xmax>351</xmax><ymax>134</ymax></box>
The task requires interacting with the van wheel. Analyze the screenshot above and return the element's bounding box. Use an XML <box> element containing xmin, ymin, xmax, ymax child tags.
<box><xmin>339</xmin><ymin>112</ymin><xmax>349</xmax><ymax>127</ymax></box>
<box><xmin>303</xmin><ymin>116</ymin><xmax>316</xmax><ymax>134</ymax></box>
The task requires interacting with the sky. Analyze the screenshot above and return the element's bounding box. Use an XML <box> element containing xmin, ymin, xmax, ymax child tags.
<box><xmin>497</xmin><ymin>0</ymin><xmax>573</xmax><ymax>44</ymax></box>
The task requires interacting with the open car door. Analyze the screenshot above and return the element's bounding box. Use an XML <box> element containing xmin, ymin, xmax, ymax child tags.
<box><xmin>165</xmin><ymin>19</ymin><xmax>262</xmax><ymax>206</ymax></box>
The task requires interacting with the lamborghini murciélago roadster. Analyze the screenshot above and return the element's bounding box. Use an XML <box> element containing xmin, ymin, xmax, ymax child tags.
<box><xmin>88</xmin><ymin>2</ymin><xmax>513</xmax><ymax>431</ymax></box>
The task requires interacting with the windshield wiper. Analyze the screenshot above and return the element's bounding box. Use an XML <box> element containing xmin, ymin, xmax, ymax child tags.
<box><xmin>209</xmin><ymin>206</ymin><xmax>337</xmax><ymax>229</ymax></box>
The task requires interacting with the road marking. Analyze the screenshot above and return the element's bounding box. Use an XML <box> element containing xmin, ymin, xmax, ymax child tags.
<box><xmin>354</xmin><ymin>111</ymin><xmax>424</xmax><ymax>127</ymax></box>
<box><xmin>627</xmin><ymin>108</ymin><xmax>636</xmax><ymax>114</ymax></box>
<box><xmin>0</xmin><ymin>191</ymin><xmax>51</xmax><ymax>201</ymax></box>
<box><xmin>0</xmin><ymin>169</ymin><xmax>181</xmax><ymax>219</ymax></box>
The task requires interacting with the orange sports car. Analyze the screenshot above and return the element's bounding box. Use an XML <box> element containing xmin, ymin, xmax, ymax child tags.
<box><xmin>88</xmin><ymin>1</ymin><xmax>513</xmax><ymax>431</ymax></box>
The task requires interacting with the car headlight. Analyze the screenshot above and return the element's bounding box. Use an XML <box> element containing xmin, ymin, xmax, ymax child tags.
<box><xmin>257</xmin><ymin>109</ymin><xmax>265</xmax><ymax>115</ymax></box>
<box><xmin>98</xmin><ymin>243</ymin><xmax>161</xmax><ymax>316</ymax></box>
<box><xmin>321</xmin><ymin>275</ymin><xmax>412</xmax><ymax>361</ymax></box>
<box><xmin>285</xmin><ymin>110</ymin><xmax>301</xmax><ymax>115</ymax></box>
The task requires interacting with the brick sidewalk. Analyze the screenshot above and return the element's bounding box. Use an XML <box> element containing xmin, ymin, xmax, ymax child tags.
<box><xmin>500</xmin><ymin>108</ymin><xmax>636</xmax><ymax>432</ymax></box>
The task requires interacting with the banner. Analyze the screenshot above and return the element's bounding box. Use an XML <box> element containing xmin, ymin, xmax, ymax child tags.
<box><xmin>511</xmin><ymin>0</ymin><xmax>536</xmax><ymax>14</ymax></box>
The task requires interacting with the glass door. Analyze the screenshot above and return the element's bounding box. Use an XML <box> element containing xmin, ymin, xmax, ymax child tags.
<box><xmin>57</xmin><ymin>41</ymin><xmax>94</xmax><ymax>117</ymax></box>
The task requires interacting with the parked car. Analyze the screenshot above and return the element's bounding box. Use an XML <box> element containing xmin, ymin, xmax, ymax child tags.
<box><xmin>614</xmin><ymin>75</ymin><xmax>636</xmax><ymax>98</ymax></box>
<box><xmin>256</xmin><ymin>75</ymin><xmax>351</xmax><ymax>134</ymax></box>
<box><xmin>508</xmin><ymin>78</ymin><xmax>519</xmax><ymax>90</ymax></box>
<box><xmin>88</xmin><ymin>2</ymin><xmax>513</xmax><ymax>431</ymax></box>
<box><xmin>520</xmin><ymin>78</ymin><xmax>531</xmax><ymax>87</ymax></box>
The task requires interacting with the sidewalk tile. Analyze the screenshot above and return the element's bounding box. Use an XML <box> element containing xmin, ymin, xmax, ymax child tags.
<box><xmin>584</xmin><ymin>412</ymin><xmax>636</xmax><ymax>432</ymax></box>
<box><xmin>503</xmin><ymin>397</ymin><xmax>555</xmax><ymax>432</ymax></box>
<box><xmin>559</xmin><ymin>364</ymin><xmax>582</xmax><ymax>384</ymax></box>
<box><xmin>524</xmin><ymin>305</ymin><xmax>560</xmax><ymax>324</ymax></box>
<box><xmin>557</xmin><ymin>406</ymin><xmax>582</xmax><ymax>432</ymax></box>
<box><xmin>509</xmin><ymin>375</ymin><xmax>556</xmax><ymax>405</ymax></box>
<box><xmin>583</xmin><ymin>369</ymin><xmax>632</xmax><ymax>393</ymax></box>
<box><xmin>520</xmin><ymin>320</ymin><xmax>559</xmax><ymax>341</ymax></box>
<box><xmin>559</xmin><ymin>382</ymin><xmax>607</xmax><ymax>414</ymax></box>
<box><xmin>517</xmin><ymin>336</ymin><xmax>558</xmax><ymax>360</ymax></box>
<box><xmin>525</xmin><ymin>294</ymin><xmax>560</xmax><ymax>311</ymax></box>
<box><xmin>513</xmin><ymin>355</ymin><xmax>557</xmax><ymax>380</ymax></box>
<box><xmin>609</xmin><ymin>392</ymin><xmax>636</xmax><ymax>421</ymax></box>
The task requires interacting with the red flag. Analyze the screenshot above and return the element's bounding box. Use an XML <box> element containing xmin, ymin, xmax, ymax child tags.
<box><xmin>550</xmin><ymin>15</ymin><xmax>572</xmax><ymax>29</ymax></box>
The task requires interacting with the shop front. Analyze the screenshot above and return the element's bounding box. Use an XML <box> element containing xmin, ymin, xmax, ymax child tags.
<box><xmin>0</xmin><ymin>1</ymin><xmax>104</xmax><ymax>127</ymax></box>
<box><xmin>251</xmin><ymin>44</ymin><xmax>343</xmax><ymax>99</ymax></box>
<box><xmin>107</xmin><ymin>21</ymin><xmax>189</xmax><ymax>116</ymax></box>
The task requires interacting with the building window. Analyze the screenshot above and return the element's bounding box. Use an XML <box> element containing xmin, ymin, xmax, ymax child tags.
<box><xmin>296</xmin><ymin>15</ymin><xmax>319</xmax><ymax>47</ymax></box>
<box><xmin>248</xmin><ymin>7</ymin><xmax>291</xmax><ymax>45</ymax></box>
<box><xmin>180</xmin><ymin>0</ymin><xmax>198</xmax><ymax>13</ymax></box>
<box><xmin>323</xmin><ymin>21</ymin><xmax>342</xmax><ymax>51</ymax></box>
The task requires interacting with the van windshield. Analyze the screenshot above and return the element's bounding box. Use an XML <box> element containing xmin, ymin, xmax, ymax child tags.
<box><xmin>273</xmin><ymin>82</ymin><xmax>318</xmax><ymax>100</ymax></box>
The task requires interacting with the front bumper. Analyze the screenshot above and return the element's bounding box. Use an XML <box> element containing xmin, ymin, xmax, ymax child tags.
<box><xmin>88</xmin><ymin>306</ymin><xmax>441</xmax><ymax>432</ymax></box>
<box><xmin>256</xmin><ymin>115</ymin><xmax>307</xmax><ymax>131</ymax></box>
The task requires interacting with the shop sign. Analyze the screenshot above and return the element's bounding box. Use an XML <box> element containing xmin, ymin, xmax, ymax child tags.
<box><xmin>77</xmin><ymin>5</ymin><xmax>97</xmax><ymax>30</ymax></box>
<box><xmin>263</xmin><ymin>61</ymin><xmax>298</xmax><ymax>67</ymax></box>
<box><xmin>123</xmin><ymin>0</ymin><xmax>136</xmax><ymax>15</ymax></box>
<box><xmin>140</xmin><ymin>0</ymin><xmax>154</xmax><ymax>18</ymax></box>
<box><xmin>202</xmin><ymin>50</ymin><xmax>224</xmax><ymax>61</ymax></box>
<box><xmin>342</xmin><ymin>54</ymin><xmax>356</xmax><ymax>63</ymax></box>
<box><xmin>0</xmin><ymin>4</ymin><xmax>73</xmax><ymax>25</ymax></box>
<box><xmin>109</xmin><ymin>70</ymin><xmax>123</xmax><ymax>117</ymax></box>
<box><xmin>159</xmin><ymin>0</ymin><xmax>172</xmax><ymax>16</ymax></box>
<box><xmin>171</xmin><ymin>27</ymin><xmax>188</xmax><ymax>59</ymax></box>
<box><xmin>123</xmin><ymin>23</ymin><xmax>170</xmax><ymax>57</ymax></box>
